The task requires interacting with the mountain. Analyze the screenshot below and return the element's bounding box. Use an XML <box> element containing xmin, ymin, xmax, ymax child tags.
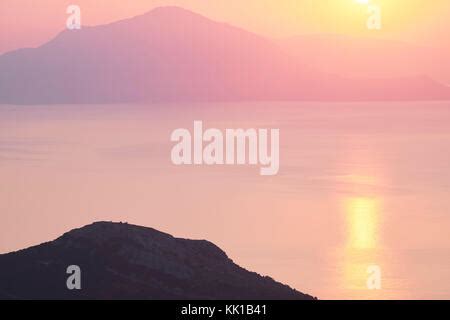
<box><xmin>0</xmin><ymin>6</ymin><xmax>449</xmax><ymax>104</ymax></box>
<box><xmin>277</xmin><ymin>34</ymin><xmax>450</xmax><ymax>85</ymax></box>
<box><xmin>0</xmin><ymin>221</ymin><xmax>315</xmax><ymax>300</ymax></box>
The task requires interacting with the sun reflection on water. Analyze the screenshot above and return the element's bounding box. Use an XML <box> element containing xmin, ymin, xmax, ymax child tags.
<box><xmin>338</xmin><ymin>196</ymin><xmax>387</xmax><ymax>299</ymax></box>
<box><xmin>346</xmin><ymin>197</ymin><xmax>379</xmax><ymax>249</ymax></box>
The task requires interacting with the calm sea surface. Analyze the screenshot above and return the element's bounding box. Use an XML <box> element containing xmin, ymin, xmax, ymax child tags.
<box><xmin>1</xmin><ymin>101</ymin><xmax>450</xmax><ymax>299</ymax></box>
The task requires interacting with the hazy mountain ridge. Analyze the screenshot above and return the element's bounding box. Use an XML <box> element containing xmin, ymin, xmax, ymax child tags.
<box><xmin>277</xmin><ymin>34</ymin><xmax>450</xmax><ymax>84</ymax></box>
<box><xmin>0</xmin><ymin>221</ymin><xmax>315</xmax><ymax>300</ymax></box>
<box><xmin>0</xmin><ymin>6</ymin><xmax>449</xmax><ymax>104</ymax></box>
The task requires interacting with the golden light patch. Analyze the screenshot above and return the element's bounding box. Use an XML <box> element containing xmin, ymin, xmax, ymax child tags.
<box><xmin>345</xmin><ymin>197</ymin><xmax>379</xmax><ymax>249</ymax></box>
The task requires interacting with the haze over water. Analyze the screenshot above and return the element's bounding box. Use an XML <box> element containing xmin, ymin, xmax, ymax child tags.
<box><xmin>1</xmin><ymin>101</ymin><xmax>450</xmax><ymax>299</ymax></box>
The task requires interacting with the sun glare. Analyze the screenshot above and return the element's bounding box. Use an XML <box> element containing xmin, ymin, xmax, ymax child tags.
<box><xmin>346</xmin><ymin>197</ymin><xmax>379</xmax><ymax>249</ymax></box>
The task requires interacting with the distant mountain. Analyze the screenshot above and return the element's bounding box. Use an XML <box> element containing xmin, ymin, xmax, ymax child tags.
<box><xmin>0</xmin><ymin>6</ymin><xmax>449</xmax><ymax>104</ymax></box>
<box><xmin>0</xmin><ymin>221</ymin><xmax>315</xmax><ymax>300</ymax></box>
<box><xmin>277</xmin><ymin>34</ymin><xmax>450</xmax><ymax>84</ymax></box>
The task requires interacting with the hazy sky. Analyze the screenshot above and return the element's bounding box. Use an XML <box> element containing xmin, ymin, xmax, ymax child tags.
<box><xmin>1</xmin><ymin>0</ymin><xmax>450</xmax><ymax>54</ymax></box>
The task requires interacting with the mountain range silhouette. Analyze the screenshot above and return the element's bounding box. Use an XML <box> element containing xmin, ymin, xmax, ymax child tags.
<box><xmin>0</xmin><ymin>6</ymin><xmax>449</xmax><ymax>104</ymax></box>
<box><xmin>0</xmin><ymin>221</ymin><xmax>315</xmax><ymax>300</ymax></box>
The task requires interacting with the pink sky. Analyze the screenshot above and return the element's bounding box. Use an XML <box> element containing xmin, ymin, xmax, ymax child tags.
<box><xmin>1</xmin><ymin>0</ymin><xmax>450</xmax><ymax>55</ymax></box>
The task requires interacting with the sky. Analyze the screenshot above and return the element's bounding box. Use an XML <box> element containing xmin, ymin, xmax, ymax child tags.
<box><xmin>1</xmin><ymin>0</ymin><xmax>450</xmax><ymax>55</ymax></box>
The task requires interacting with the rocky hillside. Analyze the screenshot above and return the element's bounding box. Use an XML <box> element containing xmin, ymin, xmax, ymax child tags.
<box><xmin>0</xmin><ymin>221</ymin><xmax>315</xmax><ymax>300</ymax></box>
